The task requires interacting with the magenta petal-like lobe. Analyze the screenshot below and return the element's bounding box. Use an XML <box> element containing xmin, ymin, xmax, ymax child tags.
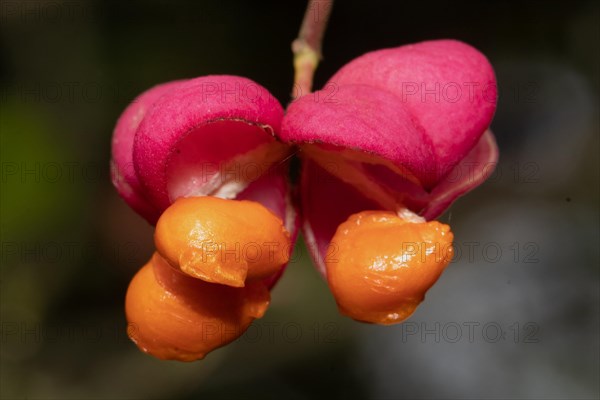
<box><xmin>111</xmin><ymin>80</ymin><xmax>185</xmax><ymax>223</ymax></box>
<box><xmin>329</xmin><ymin>39</ymin><xmax>497</xmax><ymax>183</ymax></box>
<box><xmin>132</xmin><ymin>75</ymin><xmax>286</xmax><ymax>217</ymax></box>
<box><xmin>281</xmin><ymin>84</ymin><xmax>435</xmax><ymax>186</ymax></box>
<box><xmin>422</xmin><ymin>129</ymin><xmax>499</xmax><ymax>219</ymax></box>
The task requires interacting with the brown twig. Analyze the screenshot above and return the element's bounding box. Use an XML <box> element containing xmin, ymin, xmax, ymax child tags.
<box><xmin>292</xmin><ymin>0</ymin><xmax>334</xmax><ymax>97</ymax></box>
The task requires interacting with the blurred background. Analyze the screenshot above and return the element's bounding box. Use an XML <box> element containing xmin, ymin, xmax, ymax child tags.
<box><xmin>1</xmin><ymin>0</ymin><xmax>598</xmax><ymax>398</ymax></box>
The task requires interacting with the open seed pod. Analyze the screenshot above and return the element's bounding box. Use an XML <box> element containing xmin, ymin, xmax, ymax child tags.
<box><xmin>111</xmin><ymin>75</ymin><xmax>299</xmax><ymax>283</ymax></box>
<box><xmin>280</xmin><ymin>40</ymin><xmax>498</xmax><ymax>323</ymax></box>
<box><xmin>281</xmin><ymin>39</ymin><xmax>498</xmax><ymax>277</ymax></box>
<box><xmin>111</xmin><ymin>76</ymin><xmax>298</xmax><ymax>360</ymax></box>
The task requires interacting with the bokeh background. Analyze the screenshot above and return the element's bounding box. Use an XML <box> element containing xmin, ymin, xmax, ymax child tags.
<box><xmin>1</xmin><ymin>0</ymin><xmax>598</xmax><ymax>398</ymax></box>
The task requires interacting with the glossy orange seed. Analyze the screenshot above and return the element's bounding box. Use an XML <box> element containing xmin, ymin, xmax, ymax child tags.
<box><xmin>125</xmin><ymin>252</ymin><xmax>270</xmax><ymax>361</ymax></box>
<box><xmin>154</xmin><ymin>196</ymin><xmax>291</xmax><ymax>287</ymax></box>
<box><xmin>326</xmin><ymin>210</ymin><xmax>454</xmax><ymax>324</ymax></box>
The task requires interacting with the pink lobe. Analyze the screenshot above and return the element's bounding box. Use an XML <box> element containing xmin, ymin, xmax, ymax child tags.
<box><xmin>422</xmin><ymin>129</ymin><xmax>499</xmax><ymax>219</ymax></box>
<box><xmin>281</xmin><ymin>84</ymin><xmax>435</xmax><ymax>186</ymax></box>
<box><xmin>133</xmin><ymin>75</ymin><xmax>285</xmax><ymax>215</ymax></box>
<box><xmin>329</xmin><ymin>39</ymin><xmax>497</xmax><ymax>184</ymax></box>
<box><xmin>111</xmin><ymin>80</ymin><xmax>185</xmax><ymax>223</ymax></box>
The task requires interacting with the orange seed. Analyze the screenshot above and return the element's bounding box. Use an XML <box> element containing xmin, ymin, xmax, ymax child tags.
<box><xmin>154</xmin><ymin>196</ymin><xmax>291</xmax><ymax>287</ymax></box>
<box><xmin>326</xmin><ymin>210</ymin><xmax>454</xmax><ymax>324</ymax></box>
<box><xmin>125</xmin><ymin>252</ymin><xmax>270</xmax><ymax>361</ymax></box>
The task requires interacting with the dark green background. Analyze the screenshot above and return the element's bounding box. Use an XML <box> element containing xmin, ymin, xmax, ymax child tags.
<box><xmin>1</xmin><ymin>0</ymin><xmax>598</xmax><ymax>398</ymax></box>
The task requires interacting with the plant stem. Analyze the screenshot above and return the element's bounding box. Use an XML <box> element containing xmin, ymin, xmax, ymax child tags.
<box><xmin>292</xmin><ymin>0</ymin><xmax>334</xmax><ymax>97</ymax></box>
